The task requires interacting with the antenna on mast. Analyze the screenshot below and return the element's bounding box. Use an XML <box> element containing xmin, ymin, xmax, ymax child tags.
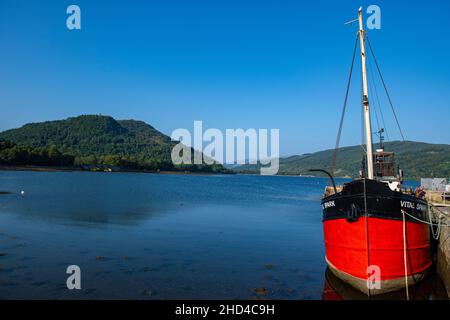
<box><xmin>345</xmin><ymin>7</ymin><xmax>362</xmax><ymax>25</ymax></box>
<box><xmin>344</xmin><ymin>18</ymin><xmax>358</xmax><ymax>25</ymax></box>
<box><xmin>375</xmin><ymin>128</ymin><xmax>385</xmax><ymax>152</ymax></box>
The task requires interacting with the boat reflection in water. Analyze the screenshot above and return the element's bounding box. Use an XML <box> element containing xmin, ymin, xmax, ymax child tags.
<box><xmin>322</xmin><ymin>268</ymin><xmax>448</xmax><ymax>300</ymax></box>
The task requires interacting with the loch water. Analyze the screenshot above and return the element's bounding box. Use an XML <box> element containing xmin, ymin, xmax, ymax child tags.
<box><xmin>0</xmin><ymin>171</ymin><xmax>445</xmax><ymax>299</ymax></box>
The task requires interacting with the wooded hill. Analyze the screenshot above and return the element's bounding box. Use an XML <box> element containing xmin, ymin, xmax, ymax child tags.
<box><xmin>0</xmin><ymin>115</ymin><xmax>227</xmax><ymax>173</ymax></box>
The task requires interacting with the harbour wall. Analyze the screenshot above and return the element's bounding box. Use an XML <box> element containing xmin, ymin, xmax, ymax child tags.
<box><xmin>433</xmin><ymin>206</ymin><xmax>450</xmax><ymax>298</ymax></box>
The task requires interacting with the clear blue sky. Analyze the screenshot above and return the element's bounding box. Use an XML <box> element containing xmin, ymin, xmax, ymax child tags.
<box><xmin>1</xmin><ymin>0</ymin><xmax>449</xmax><ymax>156</ymax></box>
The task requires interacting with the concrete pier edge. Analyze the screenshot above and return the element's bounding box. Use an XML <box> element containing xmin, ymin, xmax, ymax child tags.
<box><xmin>432</xmin><ymin>206</ymin><xmax>450</xmax><ymax>298</ymax></box>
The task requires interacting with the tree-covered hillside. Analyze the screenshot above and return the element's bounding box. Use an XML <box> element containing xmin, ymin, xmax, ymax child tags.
<box><xmin>0</xmin><ymin>115</ymin><xmax>227</xmax><ymax>173</ymax></box>
<box><xmin>0</xmin><ymin>140</ymin><xmax>74</xmax><ymax>166</ymax></box>
<box><xmin>234</xmin><ymin>141</ymin><xmax>450</xmax><ymax>179</ymax></box>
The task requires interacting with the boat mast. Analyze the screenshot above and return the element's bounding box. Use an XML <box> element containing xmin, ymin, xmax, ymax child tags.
<box><xmin>358</xmin><ymin>7</ymin><xmax>374</xmax><ymax>179</ymax></box>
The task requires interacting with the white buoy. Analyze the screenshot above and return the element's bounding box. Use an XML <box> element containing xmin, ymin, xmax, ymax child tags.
<box><xmin>20</xmin><ymin>190</ymin><xmax>25</xmax><ymax>195</ymax></box>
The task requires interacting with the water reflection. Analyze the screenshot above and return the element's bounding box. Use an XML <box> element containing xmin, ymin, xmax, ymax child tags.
<box><xmin>0</xmin><ymin>171</ymin><xmax>189</xmax><ymax>226</ymax></box>
<box><xmin>0</xmin><ymin>171</ymin><xmax>327</xmax><ymax>299</ymax></box>
<box><xmin>322</xmin><ymin>267</ymin><xmax>448</xmax><ymax>300</ymax></box>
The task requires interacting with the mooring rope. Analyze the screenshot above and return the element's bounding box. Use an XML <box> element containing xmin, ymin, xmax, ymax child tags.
<box><xmin>399</xmin><ymin>207</ymin><xmax>450</xmax><ymax>300</ymax></box>
<box><xmin>401</xmin><ymin>209</ymin><xmax>450</xmax><ymax>228</ymax></box>
<box><xmin>430</xmin><ymin>204</ymin><xmax>450</xmax><ymax>217</ymax></box>
<box><xmin>428</xmin><ymin>204</ymin><xmax>443</xmax><ymax>240</ymax></box>
<box><xmin>401</xmin><ymin>209</ymin><xmax>410</xmax><ymax>300</ymax></box>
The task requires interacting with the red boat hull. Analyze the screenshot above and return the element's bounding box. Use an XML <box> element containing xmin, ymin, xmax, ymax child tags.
<box><xmin>324</xmin><ymin>216</ymin><xmax>432</xmax><ymax>295</ymax></box>
<box><xmin>322</xmin><ymin>179</ymin><xmax>433</xmax><ymax>295</ymax></box>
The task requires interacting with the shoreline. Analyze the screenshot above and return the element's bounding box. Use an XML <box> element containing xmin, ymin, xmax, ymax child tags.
<box><xmin>0</xmin><ymin>165</ymin><xmax>227</xmax><ymax>176</ymax></box>
<box><xmin>0</xmin><ymin>165</ymin><xmax>333</xmax><ymax>178</ymax></box>
<box><xmin>234</xmin><ymin>171</ymin><xmax>421</xmax><ymax>181</ymax></box>
<box><xmin>0</xmin><ymin>165</ymin><xmax>420</xmax><ymax>181</ymax></box>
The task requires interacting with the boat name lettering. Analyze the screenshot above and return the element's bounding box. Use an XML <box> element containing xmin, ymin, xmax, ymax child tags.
<box><xmin>322</xmin><ymin>201</ymin><xmax>335</xmax><ymax>209</ymax></box>
<box><xmin>401</xmin><ymin>201</ymin><xmax>426</xmax><ymax>212</ymax></box>
<box><xmin>400</xmin><ymin>201</ymin><xmax>415</xmax><ymax>209</ymax></box>
<box><xmin>416</xmin><ymin>203</ymin><xmax>427</xmax><ymax>212</ymax></box>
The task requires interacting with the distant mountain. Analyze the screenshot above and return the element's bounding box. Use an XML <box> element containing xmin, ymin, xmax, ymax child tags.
<box><xmin>0</xmin><ymin>115</ymin><xmax>227</xmax><ymax>173</ymax></box>
<box><xmin>234</xmin><ymin>141</ymin><xmax>450</xmax><ymax>179</ymax></box>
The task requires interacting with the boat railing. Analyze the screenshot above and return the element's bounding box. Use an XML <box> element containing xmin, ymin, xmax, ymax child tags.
<box><xmin>425</xmin><ymin>190</ymin><xmax>450</xmax><ymax>207</ymax></box>
<box><xmin>323</xmin><ymin>185</ymin><xmax>343</xmax><ymax>198</ymax></box>
<box><xmin>324</xmin><ymin>185</ymin><xmax>418</xmax><ymax>198</ymax></box>
<box><xmin>400</xmin><ymin>187</ymin><xmax>414</xmax><ymax>195</ymax></box>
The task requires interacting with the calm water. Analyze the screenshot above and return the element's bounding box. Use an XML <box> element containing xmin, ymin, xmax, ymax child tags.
<box><xmin>0</xmin><ymin>171</ymin><xmax>444</xmax><ymax>299</ymax></box>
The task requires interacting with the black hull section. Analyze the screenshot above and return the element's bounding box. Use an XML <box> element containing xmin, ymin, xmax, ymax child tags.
<box><xmin>322</xmin><ymin>179</ymin><xmax>429</xmax><ymax>223</ymax></box>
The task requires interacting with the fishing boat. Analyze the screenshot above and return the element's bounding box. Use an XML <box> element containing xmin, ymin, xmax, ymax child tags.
<box><xmin>316</xmin><ymin>8</ymin><xmax>432</xmax><ymax>296</ymax></box>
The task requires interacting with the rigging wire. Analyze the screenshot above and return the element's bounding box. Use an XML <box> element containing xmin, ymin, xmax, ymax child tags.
<box><xmin>331</xmin><ymin>34</ymin><xmax>359</xmax><ymax>176</ymax></box>
<box><xmin>365</xmin><ymin>56</ymin><xmax>380</xmax><ymax>133</ymax></box>
<box><xmin>368</xmin><ymin>69</ymin><xmax>381</xmax><ymax>134</ymax></box>
<box><xmin>367</xmin><ymin>56</ymin><xmax>390</xmax><ymax>142</ymax></box>
<box><xmin>366</xmin><ymin>36</ymin><xmax>405</xmax><ymax>141</ymax></box>
<box><xmin>366</xmin><ymin>35</ymin><xmax>419</xmax><ymax>178</ymax></box>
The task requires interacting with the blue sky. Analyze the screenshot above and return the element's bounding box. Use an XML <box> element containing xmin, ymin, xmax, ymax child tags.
<box><xmin>0</xmin><ymin>0</ymin><xmax>449</xmax><ymax>156</ymax></box>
